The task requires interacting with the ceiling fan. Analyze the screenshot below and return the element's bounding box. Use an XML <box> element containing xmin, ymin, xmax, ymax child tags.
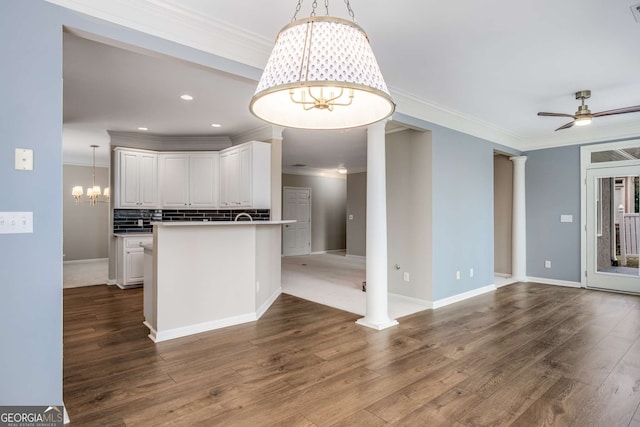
<box><xmin>538</xmin><ymin>90</ymin><xmax>640</xmax><ymax>131</ymax></box>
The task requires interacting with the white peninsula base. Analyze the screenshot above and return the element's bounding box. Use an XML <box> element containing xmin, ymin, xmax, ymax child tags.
<box><xmin>144</xmin><ymin>220</ymin><xmax>292</xmax><ymax>342</ymax></box>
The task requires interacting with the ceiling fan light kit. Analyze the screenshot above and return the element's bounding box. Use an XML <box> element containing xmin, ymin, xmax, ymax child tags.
<box><xmin>249</xmin><ymin>0</ymin><xmax>395</xmax><ymax>130</ymax></box>
<box><xmin>538</xmin><ymin>89</ymin><xmax>640</xmax><ymax>131</ymax></box>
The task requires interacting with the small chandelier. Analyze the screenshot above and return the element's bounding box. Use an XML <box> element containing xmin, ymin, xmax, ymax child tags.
<box><xmin>72</xmin><ymin>145</ymin><xmax>109</xmax><ymax>206</ymax></box>
<box><xmin>250</xmin><ymin>0</ymin><xmax>395</xmax><ymax>130</ymax></box>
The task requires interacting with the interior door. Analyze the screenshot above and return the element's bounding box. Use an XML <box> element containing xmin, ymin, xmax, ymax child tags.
<box><xmin>283</xmin><ymin>187</ymin><xmax>311</xmax><ymax>256</ymax></box>
<box><xmin>586</xmin><ymin>165</ymin><xmax>640</xmax><ymax>293</ymax></box>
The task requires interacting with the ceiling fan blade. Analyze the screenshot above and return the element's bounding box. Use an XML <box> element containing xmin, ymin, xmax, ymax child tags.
<box><xmin>592</xmin><ymin>105</ymin><xmax>640</xmax><ymax>117</ymax></box>
<box><xmin>538</xmin><ymin>112</ymin><xmax>575</xmax><ymax>118</ymax></box>
<box><xmin>555</xmin><ymin>121</ymin><xmax>575</xmax><ymax>131</ymax></box>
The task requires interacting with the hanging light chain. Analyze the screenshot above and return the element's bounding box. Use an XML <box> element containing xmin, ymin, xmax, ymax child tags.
<box><xmin>344</xmin><ymin>0</ymin><xmax>356</xmax><ymax>21</ymax></box>
<box><xmin>293</xmin><ymin>0</ymin><xmax>356</xmax><ymax>21</ymax></box>
<box><xmin>292</xmin><ymin>0</ymin><xmax>303</xmax><ymax>21</ymax></box>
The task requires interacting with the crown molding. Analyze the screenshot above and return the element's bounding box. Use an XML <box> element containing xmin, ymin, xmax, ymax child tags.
<box><xmin>390</xmin><ymin>88</ymin><xmax>525</xmax><ymax>150</ymax></box>
<box><xmin>45</xmin><ymin>0</ymin><xmax>272</xmax><ymax>69</ymax></box>
<box><xmin>107</xmin><ymin>131</ymin><xmax>231</xmax><ymax>151</ymax></box>
<box><xmin>230</xmin><ymin>125</ymin><xmax>276</xmax><ymax>145</ymax></box>
<box><xmin>520</xmin><ymin>122</ymin><xmax>640</xmax><ymax>152</ymax></box>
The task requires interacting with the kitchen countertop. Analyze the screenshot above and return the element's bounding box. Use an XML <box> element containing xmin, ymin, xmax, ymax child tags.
<box><xmin>151</xmin><ymin>220</ymin><xmax>295</xmax><ymax>226</ymax></box>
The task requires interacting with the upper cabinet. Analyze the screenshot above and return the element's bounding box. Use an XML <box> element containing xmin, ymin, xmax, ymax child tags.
<box><xmin>114</xmin><ymin>148</ymin><xmax>158</xmax><ymax>209</ymax></box>
<box><xmin>113</xmin><ymin>141</ymin><xmax>270</xmax><ymax>210</ymax></box>
<box><xmin>159</xmin><ymin>152</ymin><xmax>220</xmax><ymax>209</ymax></box>
<box><xmin>219</xmin><ymin>141</ymin><xmax>271</xmax><ymax>209</ymax></box>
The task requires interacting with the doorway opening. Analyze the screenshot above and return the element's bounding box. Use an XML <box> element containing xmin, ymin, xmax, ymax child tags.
<box><xmin>582</xmin><ymin>139</ymin><xmax>640</xmax><ymax>294</ymax></box>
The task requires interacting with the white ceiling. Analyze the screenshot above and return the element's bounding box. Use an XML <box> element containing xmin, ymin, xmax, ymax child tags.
<box><xmin>58</xmin><ymin>0</ymin><xmax>640</xmax><ymax>169</ymax></box>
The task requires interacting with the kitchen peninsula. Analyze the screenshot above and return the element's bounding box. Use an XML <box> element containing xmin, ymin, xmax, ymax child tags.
<box><xmin>143</xmin><ymin>219</ymin><xmax>294</xmax><ymax>342</ymax></box>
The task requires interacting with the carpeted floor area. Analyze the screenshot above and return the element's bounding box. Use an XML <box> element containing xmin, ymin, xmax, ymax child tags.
<box><xmin>281</xmin><ymin>251</ymin><xmax>429</xmax><ymax>319</ymax></box>
<box><xmin>63</xmin><ymin>258</ymin><xmax>108</xmax><ymax>288</ymax></box>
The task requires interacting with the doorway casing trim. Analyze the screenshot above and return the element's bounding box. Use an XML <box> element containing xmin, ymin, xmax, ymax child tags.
<box><xmin>580</xmin><ymin>137</ymin><xmax>640</xmax><ymax>288</ymax></box>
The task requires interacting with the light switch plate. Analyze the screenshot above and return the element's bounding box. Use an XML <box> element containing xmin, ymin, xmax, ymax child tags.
<box><xmin>15</xmin><ymin>148</ymin><xmax>33</xmax><ymax>171</ymax></box>
<box><xmin>0</xmin><ymin>212</ymin><xmax>33</xmax><ymax>234</ymax></box>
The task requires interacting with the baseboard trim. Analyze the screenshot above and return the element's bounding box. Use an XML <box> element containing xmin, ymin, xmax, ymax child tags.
<box><xmin>107</xmin><ymin>279</ymin><xmax>117</xmax><ymax>286</ymax></box>
<box><xmin>63</xmin><ymin>402</ymin><xmax>70</xmax><ymax>424</ymax></box>
<box><xmin>256</xmin><ymin>288</ymin><xmax>281</xmax><ymax>319</ymax></box>
<box><xmin>150</xmin><ymin>313</ymin><xmax>258</xmax><ymax>343</ymax></box>
<box><xmin>432</xmin><ymin>284</ymin><xmax>496</xmax><ymax>309</ymax></box>
<box><xmin>311</xmin><ymin>249</ymin><xmax>347</xmax><ymax>255</ymax></box>
<box><xmin>494</xmin><ymin>272</ymin><xmax>511</xmax><ymax>278</ymax></box>
<box><xmin>388</xmin><ymin>292</ymin><xmax>431</xmax><ymax>308</ymax></box>
<box><xmin>63</xmin><ymin>257</ymin><xmax>108</xmax><ymax>265</ymax></box>
<box><xmin>526</xmin><ymin>276</ymin><xmax>582</xmax><ymax>288</ymax></box>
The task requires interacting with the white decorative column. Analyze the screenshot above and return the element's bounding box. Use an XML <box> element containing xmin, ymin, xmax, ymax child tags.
<box><xmin>510</xmin><ymin>156</ymin><xmax>527</xmax><ymax>282</ymax></box>
<box><xmin>356</xmin><ymin>120</ymin><xmax>398</xmax><ymax>330</ymax></box>
<box><xmin>268</xmin><ymin>126</ymin><xmax>284</xmax><ymax>221</ymax></box>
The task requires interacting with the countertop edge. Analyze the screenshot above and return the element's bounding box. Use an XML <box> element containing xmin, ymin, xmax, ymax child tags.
<box><xmin>151</xmin><ymin>220</ymin><xmax>296</xmax><ymax>226</ymax></box>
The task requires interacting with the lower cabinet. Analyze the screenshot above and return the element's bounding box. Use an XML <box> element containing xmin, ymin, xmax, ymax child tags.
<box><xmin>116</xmin><ymin>235</ymin><xmax>152</xmax><ymax>289</ymax></box>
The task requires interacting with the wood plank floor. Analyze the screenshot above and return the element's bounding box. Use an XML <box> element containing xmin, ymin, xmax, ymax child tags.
<box><xmin>63</xmin><ymin>283</ymin><xmax>640</xmax><ymax>426</ymax></box>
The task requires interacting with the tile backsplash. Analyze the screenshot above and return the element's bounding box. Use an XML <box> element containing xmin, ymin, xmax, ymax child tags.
<box><xmin>113</xmin><ymin>209</ymin><xmax>271</xmax><ymax>233</ymax></box>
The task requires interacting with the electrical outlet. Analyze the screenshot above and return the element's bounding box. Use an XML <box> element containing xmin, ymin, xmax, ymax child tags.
<box><xmin>456</xmin><ymin>271</ymin><xmax>460</xmax><ymax>280</ymax></box>
<box><xmin>469</xmin><ymin>268</ymin><xmax>474</xmax><ymax>278</ymax></box>
<box><xmin>545</xmin><ymin>260</ymin><xmax>551</xmax><ymax>269</ymax></box>
<box><xmin>403</xmin><ymin>272</ymin><xmax>410</xmax><ymax>282</ymax></box>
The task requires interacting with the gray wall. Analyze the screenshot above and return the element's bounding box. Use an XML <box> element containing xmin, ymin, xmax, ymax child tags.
<box><xmin>494</xmin><ymin>154</ymin><xmax>513</xmax><ymax>275</ymax></box>
<box><xmin>282</xmin><ymin>174</ymin><xmax>346</xmax><ymax>252</ymax></box>
<box><xmin>386</xmin><ymin>130</ymin><xmax>434</xmax><ymax>301</ymax></box>
<box><xmin>63</xmin><ymin>165</ymin><xmax>110</xmax><ymax>261</ymax></box>
<box><xmin>346</xmin><ymin>172</ymin><xmax>367</xmax><ymax>256</ymax></box>
<box><xmin>430</xmin><ymin>125</ymin><xmax>497</xmax><ymax>300</ymax></box>
<box><xmin>0</xmin><ymin>0</ymin><xmax>263</xmax><ymax>406</ymax></box>
<box><xmin>525</xmin><ymin>145</ymin><xmax>581</xmax><ymax>282</ymax></box>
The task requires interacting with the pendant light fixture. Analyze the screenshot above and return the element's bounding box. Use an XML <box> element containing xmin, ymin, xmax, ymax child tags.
<box><xmin>250</xmin><ymin>0</ymin><xmax>395</xmax><ymax>130</ymax></box>
<box><xmin>72</xmin><ymin>145</ymin><xmax>110</xmax><ymax>206</ymax></box>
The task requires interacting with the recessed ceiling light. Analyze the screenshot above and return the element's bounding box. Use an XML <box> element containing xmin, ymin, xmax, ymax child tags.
<box><xmin>338</xmin><ymin>168</ymin><xmax>348</xmax><ymax>174</ymax></box>
<box><xmin>180</xmin><ymin>94</ymin><xmax>194</xmax><ymax>101</ymax></box>
<box><xmin>211</xmin><ymin>123</ymin><xmax>221</xmax><ymax>128</ymax></box>
<box><xmin>137</xmin><ymin>127</ymin><xmax>149</xmax><ymax>131</ymax></box>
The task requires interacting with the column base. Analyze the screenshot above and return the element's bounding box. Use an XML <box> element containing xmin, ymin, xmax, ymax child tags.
<box><xmin>356</xmin><ymin>317</ymin><xmax>399</xmax><ymax>330</ymax></box>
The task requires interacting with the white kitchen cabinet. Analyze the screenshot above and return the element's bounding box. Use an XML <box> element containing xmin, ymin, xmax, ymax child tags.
<box><xmin>219</xmin><ymin>141</ymin><xmax>271</xmax><ymax>208</ymax></box>
<box><xmin>116</xmin><ymin>234</ymin><xmax>152</xmax><ymax>288</ymax></box>
<box><xmin>159</xmin><ymin>152</ymin><xmax>219</xmax><ymax>209</ymax></box>
<box><xmin>114</xmin><ymin>148</ymin><xmax>158</xmax><ymax>208</ymax></box>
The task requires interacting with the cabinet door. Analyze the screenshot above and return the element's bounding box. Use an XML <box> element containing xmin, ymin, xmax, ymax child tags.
<box><xmin>238</xmin><ymin>145</ymin><xmax>253</xmax><ymax>207</ymax></box>
<box><xmin>227</xmin><ymin>149</ymin><xmax>241</xmax><ymax>206</ymax></box>
<box><xmin>119</xmin><ymin>151</ymin><xmax>141</xmax><ymax>208</ymax></box>
<box><xmin>126</xmin><ymin>249</ymin><xmax>145</xmax><ymax>283</ymax></box>
<box><xmin>220</xmin><ymin>150</ymin><xmax>240</xmax><ymax>207</ymax></box>
<box><xmin>161</xmin><ymin>154</ymin><xmax>189</xmax><ymax>208</ymax></box>
<box><xmin>138</xmin><ymin>153</ymin><xmax>158</xmax><ymax>207</ymax></box>
<box><xmin>190</xmin><ymin>154</ymin><xmax>219</xmax><ymax>208</ymax></box>
<box><xmin>219</xmin><ymin>152</ymin><xmax>230</xmax><ymax>207</ymax></box>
